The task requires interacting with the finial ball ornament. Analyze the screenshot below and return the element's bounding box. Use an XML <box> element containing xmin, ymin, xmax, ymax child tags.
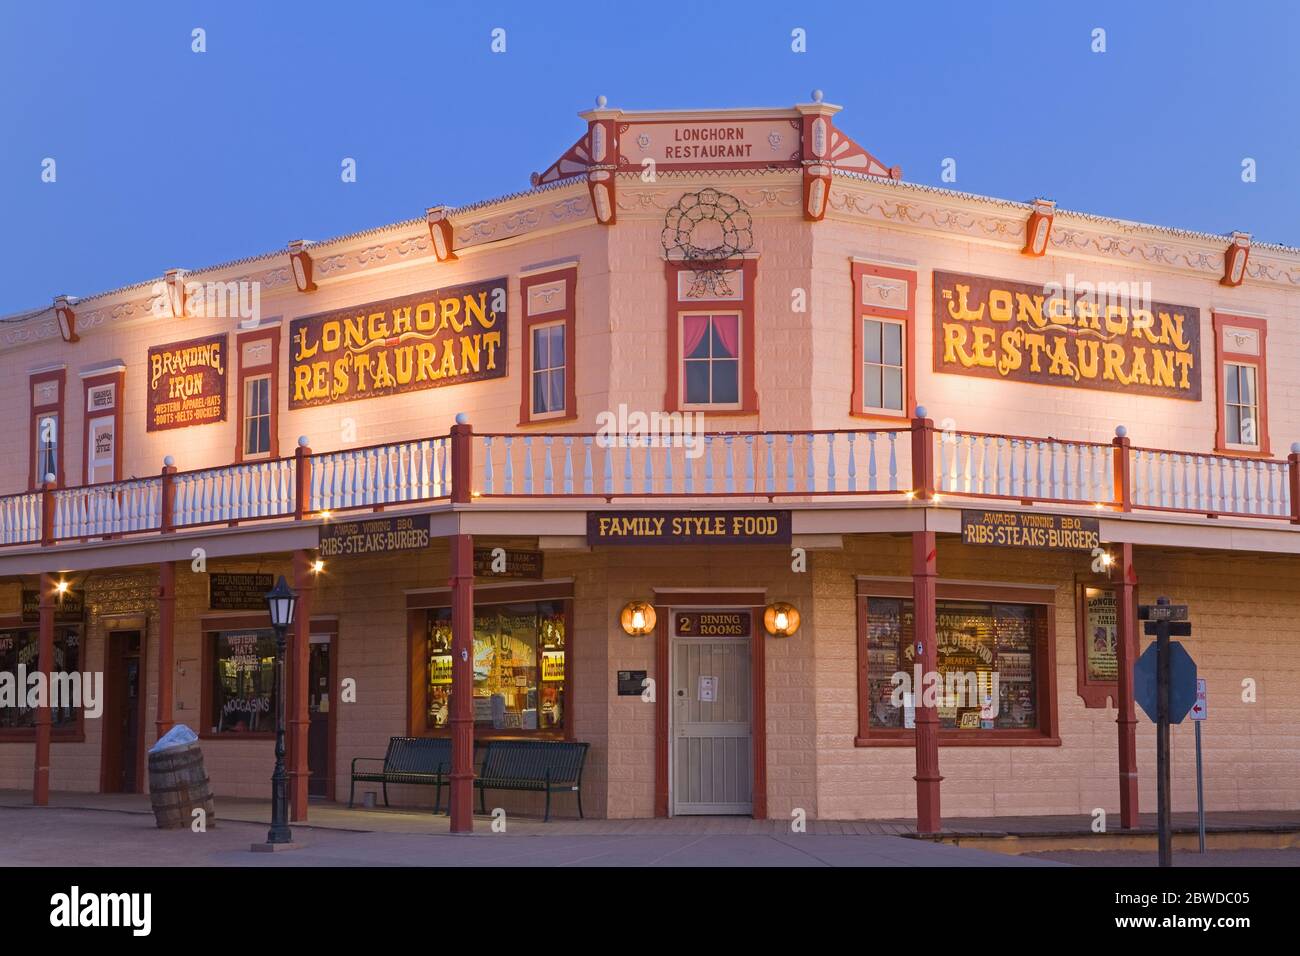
<box><xmin>1115</xmin><ymin>426</ymin><xmax>1128</xmax><ymax>438</ymax></box>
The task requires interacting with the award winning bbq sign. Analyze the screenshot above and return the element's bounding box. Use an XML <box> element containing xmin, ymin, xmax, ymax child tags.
<box><xmin>147</xmin><ymin>333</ymin><xmax>228</xmax><ymax>431</ymax></box>
<box><xmin>587</xmin><ymin>510</ymin><xmax>792</xmax><ymax>546</ymax></box>
<box><xmin>934</xmin><ymin>271</ymin><xmax>1202</xmax><ymax>401</ymax></box>
<box><xmin>289</xmin><ymin>277</ymin><xmax>507</xmax><ymax>408</ymax></box>
<box><xmin>961</xmin><ymin>509</ymin><xmax>1100</xmax><ymax>552</ymax></box>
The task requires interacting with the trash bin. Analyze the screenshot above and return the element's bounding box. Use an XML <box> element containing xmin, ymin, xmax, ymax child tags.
<box><xmin>147</xmin><ymin>725</ymin><xmax>216</xmax><ymax>829</ymax></box>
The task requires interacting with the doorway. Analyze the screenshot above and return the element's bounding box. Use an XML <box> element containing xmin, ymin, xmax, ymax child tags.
<box><xmin>307</xmin><ymin>633</ymin><xmax>335</xmax><ymax>798</ymax></box>
<box><xmin>101</xmin><ymin>630</ymin><xmax>145</xmax><ymax>793</ymax></box>
<box><xmin>669</xmin><ymin>608</ymin><xmax>754</xmax><ymax>815</ymax></box>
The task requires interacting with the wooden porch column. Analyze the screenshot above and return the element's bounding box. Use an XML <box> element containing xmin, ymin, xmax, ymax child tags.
<box><xmin>289</xmin><ymin>549</ymin><xmax>314</xmax><ymax>821</ymax></box>
<box><xmin>33</xmin><ymin>572</ymin><xmax>55</xmax><ymax>805</ymax></box>
<box><xmin>911</xmin><ymin>531</ymin><xmax>942</xmax><ymax>834</ymax></box>
<box><xmin>1115</xmin><ymin>542</ymin><xmax>1140</xmax><ymax>828</ymax></box>
<box><xmin>156</xmin><ymin>561</ymin><xmax>176</xmax><ymax>739</ymax></box>
<box><xmin>449</xmin><ymin>533</ymin><xmax>475</xmax><ymax>832</ymax></box>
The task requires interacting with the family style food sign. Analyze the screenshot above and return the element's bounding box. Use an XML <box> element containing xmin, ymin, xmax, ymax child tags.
<box><xmin>146</xmin><ymin>333</ymin><xmax>228</xmax><ymax>431</ymax></box>
<box><xmin>289</xmin><ymin>278</ymin><xmax>507</xmax><ymax>408</ymax></box>
<box><xmin>933</xmin><ymin>271</ymin><xmax>1202</xmax><ymax>401</ymax></box>
<box><xmin>587</xmin><ymin>510</ymin><xmax>792</xmax><ymax>546</ymax></box>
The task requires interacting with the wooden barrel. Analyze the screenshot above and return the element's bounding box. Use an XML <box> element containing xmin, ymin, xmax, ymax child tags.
<box><xmin>147</xmin><ymin>742</ymin><xmax>216</xmax><ymax>829</ymax></box>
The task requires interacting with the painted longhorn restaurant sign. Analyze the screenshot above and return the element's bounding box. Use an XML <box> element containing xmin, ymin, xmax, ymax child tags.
<box><xmin>587</xmin><ymin>510</ymin><xmax>792</xmax><ymax>546</ymax></box>
<box><xmin>289</xmin><ymin>278</ymin><xmax>507</xmax><ymax>409</ymax></box>
<box><xmin>961</xmin><ymin>509</ymin><xmax>1101</xmax><ymax>552</ymax></box>
<box><xmin>933</xmin><ymin>271</ymin><xmax>1202</xmax><ymax>401</ymax></box>
<box><xmin>146</xmin><ymin>333</ymin><xmax>228</xmax><ymax>431</ymax></box>
<box><xmin>318</xmin><ymin>514</ymin><xmax>431</xmax><ymax>557</ymax></box>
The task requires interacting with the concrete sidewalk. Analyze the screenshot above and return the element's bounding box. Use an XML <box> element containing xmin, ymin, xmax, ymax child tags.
<box><xmin>0</xmin><ymin>804</ymin><xmax>1060</xmax><ymax>867</ymax></box>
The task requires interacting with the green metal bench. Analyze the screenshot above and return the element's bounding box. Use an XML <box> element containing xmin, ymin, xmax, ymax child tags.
<box><xmin>349</xmin><ymin>736</ymin><xmax>452</xmax><ymax>813</ymax></box>
<box><xmin>475</xmin><ymin>740</ymin><xmax>589</xmax><ymax>822</ymax></box>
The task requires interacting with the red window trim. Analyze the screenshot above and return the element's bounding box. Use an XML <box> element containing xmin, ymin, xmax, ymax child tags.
<box><xmin>1212</xmin><ymin>312</ymin><xmax>1270</xmax><ymax>457</ymax></box>
<box><xmin>519</xmin><ymin>267</ymin><xmax>578</xmax><ymax>426</ymax></box>
<box><xmin>29</xmin><ymin>367</ymin><xmax>66</xmax><ymax>489</ymax></box>
<box><xmin>80</xmin><ymin>369</ymin><xmax>124</xmax><ymax>486</ymax></box>
<box><xmin>1074</xmin><ymin>576</ymin><xmax>1135</xmax><ymax>709</ymax></box>
<box><xmin>405</xmin><ymin>586</ymin><xmax>575</xmax><ymax>742</ymax></box>
<box><xmin>854</xmin><ymin>579</ymin><xmax>1061</xmax><ymax>747</ymax></box>
<box><xmin>664</xmin><ymin>259</ymin><xmax>758</xmax><ymax>415</ymax></box>
<box><xmin>850</xmin><ymin>261</ymin><xmax>916</xmax><ymax>422</ymax></box>
<box><xmin>234</xmin><ymin>326</ymin><xmax>281</xmax><ymax>462</ymax></box>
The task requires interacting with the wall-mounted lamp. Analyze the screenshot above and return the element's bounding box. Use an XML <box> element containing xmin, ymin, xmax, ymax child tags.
<box><xmin>1021</xmin><ymin>198</ymin><xmax>1055</xmax><ymax>257</ymax></box>
<box><xmin>619</xmin><ymin>601</ymin><xmax>657</xmax><ymax>636</ymax></box>
<box><xmin>1221</xmin><ymin>231</ymin><xmax>1251</xmax><ymax>287</ymax></box>
<box><xmin>763</xmin><ymin>602</ymin><xmax>801</xmax><ymax>637</ymax></box>
<box><xmin>53</xmin><ymin>295</ymin><xmax>79</xmax><ymax>343</ymax></box>
<box><xmin>311</xmin><ymin>558</ymin><xmax>325</xmax><ymax>574</ymax></box>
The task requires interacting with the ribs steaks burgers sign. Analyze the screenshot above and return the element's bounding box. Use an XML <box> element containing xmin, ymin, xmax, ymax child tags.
<box><xmin>587</xmin><ymin>510</ymin><xmax>792</xmax><ymax>546</ymax></box>
<box><xmin>961</xmin><ymin>509</ymin><xmax>1101</xmax><ymax>552</ymax></box>
<box><xmin>933</xmin><ymin>271</ymin><xmax>1202</xmax><ymax>401</ymax></box>
<box><xmin>289</xmin><ymin>278</ymin><xmax>507</xmax><ymax>408</ymax></box>
<box><xmin>147</xmin><ymin>333</ymin><xmax>228</xmax><ymax>431</ymax></box>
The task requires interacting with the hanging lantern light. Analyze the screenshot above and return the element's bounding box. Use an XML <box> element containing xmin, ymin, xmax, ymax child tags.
<box><xmin>619</xmin><ymin>601</ymin><xmax>657</xmax><ymax>636</ymax></box>
<box><xmin>763</xmin><ymin>602</ymin><xmax>801</xmax><ymax>637</ymax></box>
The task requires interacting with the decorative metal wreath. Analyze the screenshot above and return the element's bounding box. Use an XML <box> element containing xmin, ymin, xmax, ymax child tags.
<box><xmin>661</xmin><ymin>188</ymin><xmax>753</xmax><ymax>298</ymax></box>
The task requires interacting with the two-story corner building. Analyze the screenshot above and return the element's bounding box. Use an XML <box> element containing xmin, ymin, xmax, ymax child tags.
<box><xmin>2</xmin><ymin>94</ymin><xmax>1298</xmax><ymax>833</ymax></box>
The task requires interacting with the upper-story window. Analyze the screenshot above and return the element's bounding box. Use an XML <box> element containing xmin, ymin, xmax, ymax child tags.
<box><xmin>683</xmin><ymin>314</ymin><xmax>740</xmax><ymax>407</ymax></box>
<box><xmin>1213</xmin><ymin>313</ymin><xmax>1269</xmax><ymax>455</ymax></box>
<box><xmin>851</xmin><ymin>261</ymin><xmax>916</xmax><ymax>420</ymax></box>
<box><xmin>665</xmin><ymin>259</ymin><xmax>758</xmax><ymax>414</ymax></box>
<box><xmin>236</xmin><ymin>326</ymin><xmax>279</xmax><ymax>462</ymax></box>
<box><xmin>81</xmin><ymin>367</ymin><xmax>124</xmax><ymax>485</ymax></box>
<box><xmin>29</xmin><ymin>367</ymin><xmax>65</xmax><ymax>488</ymax></box>
<box><xmin>520</xmin><ymin>265</ymin><xmax>577</xmax><ymax>424</ymax></box>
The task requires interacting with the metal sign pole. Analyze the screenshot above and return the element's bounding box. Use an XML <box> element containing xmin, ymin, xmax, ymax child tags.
<box><xmin>1153</xmin><ymin>598</ymin><xmax>1173</xmax><ymax>868</ymax></box>
<box><xmin>1195</xmin><ymin>720</ymin><xmax>1205</xmax><ymax>854</ymax></box>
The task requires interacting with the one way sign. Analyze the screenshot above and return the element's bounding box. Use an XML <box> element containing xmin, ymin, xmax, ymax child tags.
<box><xmin>1191</xmin><ymin>678</ymin><xmax>1207</xmax><ymax>721</ymax></box>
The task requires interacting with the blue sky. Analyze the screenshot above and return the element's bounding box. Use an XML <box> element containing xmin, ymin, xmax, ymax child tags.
<box><xmin>2</xmin><ymin>0</ymin><xmax>1297</xmax><ymax>313</ymax></box>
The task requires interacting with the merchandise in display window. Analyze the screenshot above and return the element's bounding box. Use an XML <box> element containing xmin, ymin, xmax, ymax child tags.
<box><xmin>0</xmin><ymin>627</ymin><xmax>81</xmax><ymax>729</ymax></box>
<box><xmin>426</xmin><ymin>600</ymin><xmax>567</xmax><ymax>734</ymax></box>
<box><xmin>864</xmin><ymin>598</ymin><xmax>1043</xmax><ymax>731</ymax></box>
<box><xmin>210</xmin><ymin>629</ymin><xmax>278</xmax><ymax>734</ymax></box>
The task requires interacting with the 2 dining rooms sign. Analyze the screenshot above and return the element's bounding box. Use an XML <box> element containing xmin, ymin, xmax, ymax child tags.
<box><xmin>289</xmin><ymin>278</ymin><xmax>507</xmax><ymax>408</ymax></box>
<box><xmin>933</xmin><ymin>271</ymin><xmax>1202</xmax><ymax>401</ymax></box>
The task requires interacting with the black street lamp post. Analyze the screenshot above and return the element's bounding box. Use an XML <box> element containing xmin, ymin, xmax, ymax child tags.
<box><xmin>264</xmin><ymin>574</ymin><xmax>297</xmax><ymax>846</ymax></box>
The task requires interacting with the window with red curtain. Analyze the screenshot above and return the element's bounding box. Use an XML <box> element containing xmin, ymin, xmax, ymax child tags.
<box><xmin>665</xmin><ymin>260</ymin><xmax>757</xmax><ymax>413</ymax></box>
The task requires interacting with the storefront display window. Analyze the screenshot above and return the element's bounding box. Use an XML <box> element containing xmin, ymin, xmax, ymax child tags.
<box><xmin>0</xmin><ymin>627</ymin><xmax>81</xmax><ymax>730</ymax></box>
<box><xmin>210</xmin><ymin>629</ymin><xmax>278</xmax><ymax>734</ymax></box>
<box><xmin>864</xmin><ymin>598</ymin><xmax>1044</xmax><ymax>731</ymax></box>
<box><xmin>426</xmin><ymin>600</ymin><xmax>566</xmax><ymax>734</ymax></box>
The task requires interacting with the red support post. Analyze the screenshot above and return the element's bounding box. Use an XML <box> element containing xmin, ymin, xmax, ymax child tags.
<box><xmin>450</xmin><ymin>414</ymin><xmax>473</xmax><ymax>504</ymax></box>
<box><xmin>1112</xmin><ymin>427</ymin><xmax>1132</xmax><ymax>512</ymax></box>
<box><xmin>449</xmin><ymin>533</ymin><xmax>475</xmax><ymax>832</ymax></box>
<box><xmin>294</xmin><ymin>437</ymin><xmax>312</xmax><ymax>520</ymax></box>
<box><xmin>911</xmin><ymin>530</ymin><xmax>942</xmax><ymax>834</ymax></box>
<box><xmin>34</xmin><ymin>572</ymin><xmax>54</xmax><ymax>805</ymax></box>
<box><xmin>1115</xmin><ymin>542</ymin><xmax>1140</xmax><ymax>828</ymax></box>
<box><xmin>1289</xmin><ymin>443</ymin><xmax>1300</xmax><ymax>525</ymax></box>
<box><xmin>289</xmin><ymin>549</ymin><xmax>314</xmax><ymax>821</ymax></box>
<box><xmin>40</xmin><ymin>479</ymin><xmax>56</xmax><ymax>547</ymax></box>
<box><xmin>160</xmin><ymin>457</ymin><xmax>178</xmax><ymax>533</ymax></box>
<box><xmin>156</xmin><ymin>561</ymin><xmax>176</xmax><ymax>740</ymax></box>
<box><xmin>910</xmin><ymin>406</ymin><xmax>936</xmax><ymax>501</ymax></box>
